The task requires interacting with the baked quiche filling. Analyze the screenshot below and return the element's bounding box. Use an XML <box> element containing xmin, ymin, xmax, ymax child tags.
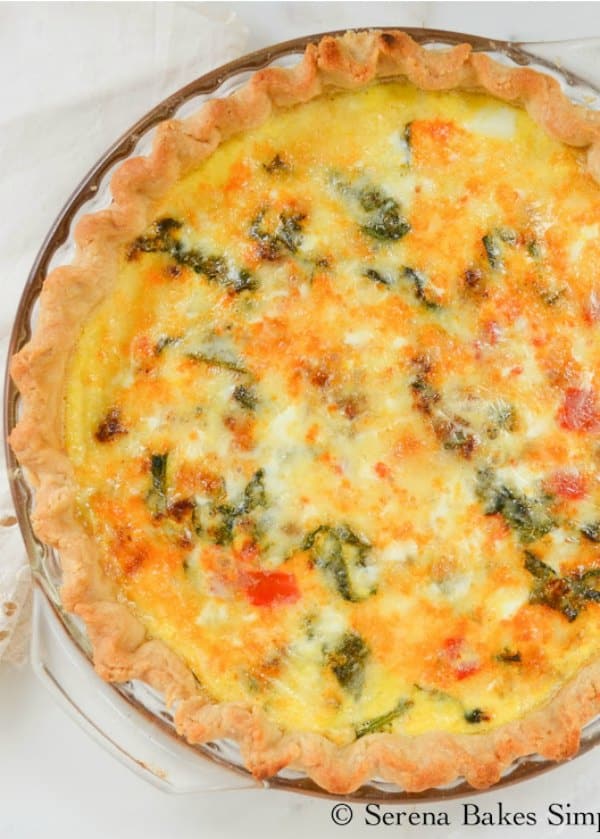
<box><xmin>65</xmin><ymin>82</ymin><xmax>600</xmax><ymax>745</ymax></box>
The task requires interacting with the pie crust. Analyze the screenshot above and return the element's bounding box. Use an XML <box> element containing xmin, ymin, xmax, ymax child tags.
<box><xmin>10</xmin><ymin>30</ymin><xmax>600</xmax><ymax>794</ymax></box>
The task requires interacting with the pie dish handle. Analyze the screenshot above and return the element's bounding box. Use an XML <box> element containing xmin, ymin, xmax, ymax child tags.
<box><xmin>30</xmin><ymin>589</ymin><xmax>261</xmax><ymax>793</ymax></box>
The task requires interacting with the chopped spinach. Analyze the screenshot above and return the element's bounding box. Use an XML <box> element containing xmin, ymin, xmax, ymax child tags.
<box><xmin>249</xmin><ymin>208</ymin><xmax>306</xmax><ymax>260</ymax></box>
<box><xmin>482</xmin><ymin>233</ymin><xmax>502</xmax><ymax>270</ymax></box>
<box><xmin>539</xmin><ymin>286</ymin><xmax>565</xmax><ymax>306</ymax></box>
<box><xmin>128</xmin><ymin>217</ymin><xmax>253</xmax><ymax>293</ymax></box>
<box><xmin>524</xmin><ymin>551</ymin><xmax>600</xmax><ymax>622</ymax></box>
<box><xmin>355</xmin><ymin>699</ymin><xmax>413</xmax><ymax>738</ymax></box>
<box><xmin>328</xmin><ymin>632</ymin><xmax>369</xmax><ymax>698</ymax></box>
<box><xmin>231</xmin><ymin>269</ymin><xmax>256</xmax><ymax>293</ymax></box>
<box><xmin>242</xmin><ymin>469</ymin><xmax>267</xmax><ymax>513</ymax></box>
<box><xmin>435</xmin><ymin>417</ymin><xmax>476</xmax><ymax>457</ymax></box>
<box><xmin>147</xmin><ymin>453</ymin><xmax>169</xmax><ymax>517</ymax></box>
<box><xmin>410</xmin><ymin>375</ymin><xmax>441</xmax><ymax>415</ymax></box>
<box><xmin>482</xmin><ymin>227</ymin><xmax>517</xmax><ymax>271</ymax></box>
<box><xmin>263</xmin><ymin>153</ymin><xmax>291</xmax><ymax>174</ymax></box>
<box><xmin>186</xmin><ymin>352</ymin><xmax>248</xmax><ymax>375</ymax></box>
<box><xmin>232</xmin><ymin>384</ymin><xmax>257</xmax><ymax>411</ymax></box>
<box><xmin>403</xmin><ymin>267</ymin><xmax>440</xmax><ymax>309</ymax></box>
<box><xmin>359</xmin><ymin>187</ymin><xmax>410</xmax><ymax>241</ymax></box>
<box><xmin>416</xmin><ymin>684</ymin><xmax>489</xmax><ymax>725</ymax></box>
<box><xmin>410</xmin><ymin>373</ymin><xmax>476</xmax><ymax>458</ymax></box>
<box><xmin>194</xmin><ymin>470</ymin><xmax>267</xmax><ymax>545</ymax></box>
<box><xmin>363</xmin><ymin>266</ymin><xmax>441</xmax><ymax>309</ymax></box>
<box><xmin>497</xmin><ymin>227</ymin><xmax>517</xmax><ymax>245</ymax></box>
<box><xmin>464</xmin><ymin>707</ymin><xmax>491</xmax><ymax>724</ymax></box>
<box><xmin>154</xmin><ymin>335</ymin><xmax>180</xmax><ymax>355</ymax></box>
<box><xmin>303</xmin><ymin>525</ymin><xmax>375</xmax><ymax>602</ymax></box>
<box><xmin>403</xmin><ymin>122</ymin><xmax>413</xmax><ymax>155</ymax></box>
<box><xmin>581</xmin><ymin>522</ymin><xmax>600</xmax><ymax>543</ymax></box>
<box><xmin>496</xmin><ymin>648</ymin><xmax>522</xmax><ymax>663</ymax></box>
<box><xmin>475</xmin><ymin>468</ymin><xmax>555</xmax><ymax>543</ymax></box>
<box><xmin>129</xmin><ymin>217</ymin><xmax>182</xmax><ymax>256</ymax></box>
<box><xmin>211</xmin><ymin>503</ymin><xmax>239</xmax><ymax>545</ymax></box>
<box><xmin>277</xmin><ymin>213</ymin><xmax>305</xmax><ymax>252</ymax></box>
<box><xmin>364</xmin><ymin>268</ymin><xmax>393</xmax><ymax>287</ymax></box>
<box><xmin>330</xmin><ymin>173</ymin><xmax>410</xmax><ymax>242</ymax></box>
<box><xmin>486</xmin><ymin>401</ymin><xmax>517</xmax><ymax>438</ymax></box>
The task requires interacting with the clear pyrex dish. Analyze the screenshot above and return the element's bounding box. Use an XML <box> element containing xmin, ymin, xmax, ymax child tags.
<box><xmin>5</xmin><ymin>28</ymin><xmax>600</xmax><ymax>800</ymax></box>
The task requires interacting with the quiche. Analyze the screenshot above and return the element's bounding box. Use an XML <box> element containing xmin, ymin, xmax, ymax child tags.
<box><xmin>10</xmin><ymin>30</ymin><xmax>600</xmax><ymax>794</ymax></box>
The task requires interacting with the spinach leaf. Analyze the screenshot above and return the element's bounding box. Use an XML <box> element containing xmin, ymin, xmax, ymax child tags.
<box><xmin>128</xmin><ymin>217</ymin><xmax>254</xmax><ymax>292</ymax></box>
<box><xmin>486</xmin><ymin>401</ymin><xmax>517</xmax><ymax>439</ymax></box>
<box><xmin>464</xmin><ymin>708</ymin><xmax>491</xmax><ymax>724</ymax></box>
<box><xmin>154</xmin><ymin>335</ymin><xmax>180</xmax><ymax>355</ymax></box>
<box><xmin>482</xmin><ymin>233</ymin><xmax>502</xmax><ymax>270</ymax></box>
<box><xmin>524</xmin><ymin>551</ymin><xmax>600</xmax><ymax>622</ymax></box>
<box><xmin>330</xmin><ymin>174</ymin><xmax>410</xmax><ymax>242</ymax></box>
<box><xmin>410</xmin><ymin>371</ymin><xmax>476</xmax><ymax>458</ymax></box>
<box><xmin>147</xmin><ymin>453</ymin><xmax>169</xmax><ymax>517</ymax></box>
<box><xmin>403</xmin><ymin>122</ymin><xmax>413</xmax><ymax>160</ymax></box>
<box><xmin>328</xmin><ymin>632</ymin><xmax>369</xmax><ymax>698</ymax></box>
<box><xmin>303</xmin><ymin>525</ymin><xmax>375</xmax><ymax>602</ymax></box>
<box><xmin>482</xmin><ymin>227</ymin><xmax>516</xmax><ymax>271</ymax></box>
<box><xmin>359</xmin><ymin>188</ymin><xmax>410</xmax><ymax>241</ymax></box>
<box><xmin>581</xmin><ymin>522</ymin><xmax>600</xmax><ymax>543</ymax></box>
<box><xmin>355</xmin><ymin>699</ymin><xmax>413</xmax><ymax>738</ymax></box>
<box><xmin>495</xmin><ymin>648</ymin><xmax>521</xmax><ymax>663</ymax></box>
<box><xmin>403</xmin><ymin>267</ymin><xmax>440</xmax><ymax>309</ymax></box>
<box><xmin>186</xmin><ymin>352</ymin><xmax>248</xmax><ymax>375</ymax></box>
<box><xmin>232</xmin><ymin>384</ymin><xmax>258</xmax><ymax>411</ymax></box>
<box><xmin>363</xmin><ymin>268</ymin><xmax>393</xmax><ymax>287</ymax></box>
<box><xmin>263</xmin><ymin>153</ymin><xmax>291</xmax><ymax>174</ymax></box>
<box><xmin>475</xmin><ymin>468</ymin><xmax>555</xmax><ymax>543</ymax></box>
<box><xmin>249</xmin><ymin>208</ymin><xmax>306</xmax><ymax>259</ymax></box>
<box><xmin>194</xmin><ymin>470</ymin><xmax>267</xmax><ymax>545</ymax></box>
<box><xmin>242</xmin><ymin>469</ymin><xmax>267</xmax><ymax>513</ymax></box>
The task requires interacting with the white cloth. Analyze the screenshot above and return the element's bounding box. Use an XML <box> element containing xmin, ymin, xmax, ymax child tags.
<box><xmin>0</xmin><ymin>2</ymin><xmax>248</xmax><ymax>666</ymax></box>
<box><xmin>0</xmin><ymin>332</ymin><xmax>32</xmax><ymax>664</ymax></box>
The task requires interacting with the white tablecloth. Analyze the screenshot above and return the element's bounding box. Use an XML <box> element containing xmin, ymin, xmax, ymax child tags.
<box><xmin>2</xmin><ymin>4</ymin><xmax>600</xmax><ymax>838</ymax></box>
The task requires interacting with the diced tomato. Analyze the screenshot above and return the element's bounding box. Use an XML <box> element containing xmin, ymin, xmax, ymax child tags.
<box><xmin>244</xmin><ymin>571</ymin><xmax>300</xmax><ymax>607</ymax></box>
<box><xmin>547</xmin><ymin>469</ymin><xmax>587</xmax><ymax>500</ymax></box>
<box><xmin>374</xmin><ymin>461</ymin><xmax>390</xmax><ymax>479</ymax></box>
<box><xmin>442</xmin><ymin>636</ymin><xmax>480</xmax><ymax>680</ymax></box>
<box><xmin>558</xmin><ymin>387</ymin><xmax>600</xmax><ymax>432</ymax></box>
<box><xmin>455</xmin><ymin>661</ymin><xmax>480</xmax><ymax>681</ymax></box>
<box><xmin>443</xmin><ymin>637</ymin><xmax>463</xmax><ymax>659</ymax></box>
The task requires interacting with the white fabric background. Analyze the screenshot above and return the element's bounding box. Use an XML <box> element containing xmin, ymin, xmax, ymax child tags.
<box><xmin>2</xmin><ymin>4</ymin><xmax>600</xmax><ymax>839</ymax></box>
<box><xmin>0</xmin><ymin>2</ymin><xmax>249</xmax><ymax>664</ymax></box>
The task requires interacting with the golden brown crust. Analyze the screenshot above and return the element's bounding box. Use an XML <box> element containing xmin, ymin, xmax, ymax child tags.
<box><xmin>10</xmin><ymin>29</ymin><xmax>600</xmax><ymax>794</ymax></box>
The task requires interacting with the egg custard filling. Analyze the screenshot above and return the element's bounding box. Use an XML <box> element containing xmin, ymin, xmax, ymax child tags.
<box><xmin>63</xmin><ymin>80</ymin><xmax>600</xmax><ymax>747</ymax></box>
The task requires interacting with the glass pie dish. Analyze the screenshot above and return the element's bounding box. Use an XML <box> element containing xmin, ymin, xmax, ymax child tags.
<box><xmin>5</xmin><ymin>27</ymin><xmax>600</xmax><ymax>800</ymax></box>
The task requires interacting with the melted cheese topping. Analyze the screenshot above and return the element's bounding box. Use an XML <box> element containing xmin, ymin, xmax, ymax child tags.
<box><xmin>65</xmin><ymin>83</ymin><xmax>600</xmax><ymax>744</ymax></box>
